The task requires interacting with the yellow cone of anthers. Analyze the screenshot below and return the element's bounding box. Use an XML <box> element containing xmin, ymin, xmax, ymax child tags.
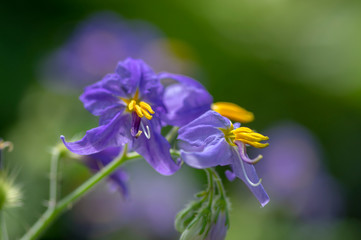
<box><xmin>211</xmin><ymin>102</ymin><xmax>254</xmax><ymax>123</ymax></box>
<box><xmin>120</xmin><ymin>90</ymin><xmax>155</xmax><ymax>120</ymax></box>
<box><xmin>232</xmin><ymin>127</ymin><xmax>269</xmax><ymax>148</ymax></box>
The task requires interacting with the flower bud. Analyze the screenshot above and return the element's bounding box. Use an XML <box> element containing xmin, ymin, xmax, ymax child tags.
<box><xmin>180</xmin><ymin>208</ymin><xmax>212</xmax><ymax>240</ymax></box>
<box><xmin>0</xmin><ymin>173</ymin><xmax>22</xmax><ymax>211</ymax></box>
<box><xmin>175</xmin><ymin>199</ymin><xmax>204</xmax><ymax>233</ymax></box>
<box><xmin>205</xmin><ymin>196</ymin><xmax>229</xmax><ymax>240</ymax></box>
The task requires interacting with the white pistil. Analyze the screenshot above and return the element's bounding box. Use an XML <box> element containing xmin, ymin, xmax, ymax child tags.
<box><xmin>240</xmin><ymin>144</ymin><xmax>263</xmax><ymax>164</ymax></box>
<box><xmin>234</xmin><ymin>146</ymin><xmax>262</xmax><ymax>187</ymax></box>
<box><xmin>141</xmin><ymin>122</ymin><xmax>151</xmax><ymax>139</ymax></box>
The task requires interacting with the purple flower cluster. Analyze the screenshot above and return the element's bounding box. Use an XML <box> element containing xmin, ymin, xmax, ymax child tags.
<box><xmin>61</xmin><ymin>58</ymin><xmax>269</xmax><ymax>239</ymax></box>
<box><xmin>61</xmin><ymin>58</ymin><xmax>211</xmax><ymax>175</ymax></box>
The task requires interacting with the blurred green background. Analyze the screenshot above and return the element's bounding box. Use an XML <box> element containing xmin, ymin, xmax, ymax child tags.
<box><xmin>1</xmin><ymin>0</ymin><xmax>361</xmax><ymax>239</ymax></box>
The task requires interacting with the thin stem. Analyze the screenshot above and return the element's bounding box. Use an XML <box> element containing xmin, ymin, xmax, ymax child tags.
<box><xmin>21</xmin><ymin>148</ymin><xmax>140</xmax><ymax>240</ymax></box>
<box><xmin>209</xmin><ymin>168</ymin><xmax>226</xmax><ymax>199</ymax></box>
<box><xmin>49</xmin><ymin>149</ymin><xmax>60</xmax><ymax>209</ymax></box>
<box><xmin>205</xmin><ymin>169</ymin><xmax>214</xmax><ymax>208</ymax></box>
<box><xmin>1</xmin><ymin>212</ymin><xmax>9</xmax><ymax>240</ymax></box>
<box><xmin>165</xmin><ymin>127</ymin><xmax>179</xmax><ymax>142</ymax></box>
<box><xmin>170</xmin><ymin>149</ymin><xmax>181</xmax><ymax>158</ymax></box>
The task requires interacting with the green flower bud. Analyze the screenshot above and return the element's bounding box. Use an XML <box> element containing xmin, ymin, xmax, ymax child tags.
<box><xmin>175</xmin><ymin>199</ymin><xmax>204</xmax><ymax>232</ymax></box>
<box><xmin>0</xmin><ymin>173</ymin><xmax>22</xmax><ymax>211</ymax></box>
<box><xmin>180</xmin><ymin>208</ymin><xmax>212</xmax><ymax>240</ymax></box>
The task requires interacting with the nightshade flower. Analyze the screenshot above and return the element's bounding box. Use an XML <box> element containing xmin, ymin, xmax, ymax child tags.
<box><xmin>61</xmin><ymin>58</ymin><xmax>180</xmax><ymax>175</ymax></box>
<box><xmin>83</xmin><ymin>147</ymin><xmax>128</xmax><ymax>196</ymax></box>
<box><xmin>178</xmin><ymin>110</ymin><xmax>270</xmax><ymax>206</ymax></box>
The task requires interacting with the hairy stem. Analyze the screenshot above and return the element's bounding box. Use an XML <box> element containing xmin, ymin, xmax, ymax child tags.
<box><xmin>205</xmin><ymin>169</ymin><xmax>215</xmax><ymax>208</ymax></box>
<box><xmin>20</xmin><ymin>147</ymin><xmax>140</xmax><ymax>240</ymax></box>
<box><xmin>209</xmin><ymin>168</ymin><xmax>227</xmax><ymax>199</ymax></box>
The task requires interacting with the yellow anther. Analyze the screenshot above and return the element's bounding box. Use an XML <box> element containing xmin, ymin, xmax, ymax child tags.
<box><xmin>232</xmin><ymin>127</ymin><xmax>269</xmax><ymax>148</ymax></box>
<box><xmin>212</xmin><ymin>102</ymin><xmax>254</xmax><ymax>123</ymax></box>
<box><xmin>134</xmin><ymin>105</ymin><xmax>144</xmax><ymax>118</ymax></box>
<box><xmin>141</xmin><ymin>108</ymin><xmax>153</xmax><ymax>120</ymax></box>
<box><xmin>140</xmin><ymin>101</ymin><xmax>155</xmax><ymax>114</ymax></box>
<box><xmin>128</xmin><ymin>100</ymin><xmax>136</xmax><ymax>111</ymax></box>
<box><xmin>120</xmin><ymin>89</ymin><xmax>155</xmax><ymax>119</ymax></box>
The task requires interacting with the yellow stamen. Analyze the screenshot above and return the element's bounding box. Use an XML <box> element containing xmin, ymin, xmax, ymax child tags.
<box><xmin>141</xmin><ymin>108</ymin><xmax>153</xmax><ymax>120</ymax></box>
<box><xmin>128</xmin><ymin>100</ymin><xmax>136</xmax><ymax>111</ymax></box>
<box><xmin>232</xmin><ymin>127</ymin><xmax>269</xmax><ymax>148</ymax></box>
<box><xmin>139</xmin><ymin>101</ymin><xmax>155</xmax><ymax>114</ymax></box>
<box><xmin>120</xmin><ymin>90</ymin><xmax>155</xmax><ymax>120</ymax></box>
<box><xmin>220</xmin><ymin>124</ymin><xmax>269</xmax><ymax>148</ymax></box>
<box><xmin>134</xmin><ymin>105</ymin><xmax>144</xmax><ymax>118</ymax></box>
<box><xmin>212</xmin><ymin>102</ymin><xmax>254</xmax><ymax>123</ymax></box>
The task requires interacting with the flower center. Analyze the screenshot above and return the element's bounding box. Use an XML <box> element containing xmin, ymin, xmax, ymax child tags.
<box><xmin>220</xmin><ymin>123</ymin><xmax>269</xmax><ymax>148</ymax></box>
<box><xmin>220</xmin><ymin>123</ymin><xmax>236</xmax><ymax>147</ymax></box>
<box><xmin>120</xmin><ymin>89</ymin><xmax>155</xmax><ymax>120</ymax></box>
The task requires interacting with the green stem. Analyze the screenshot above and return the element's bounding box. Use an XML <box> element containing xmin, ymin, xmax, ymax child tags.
<box><xmin>49</xmin><ymin>149</ymin><xmax>60</xmax><ymax>209</ymax></box>
<box><xmin>165</xmin><ymin>127</ymin><xmax>179</xmax><ymax>142</ymax></box>
<box><xmin>1</xmin><ymin>212</ymin><xmax>9</xmax><ymax>240</ymax></box>
<box><xmin>209</xmin><ymin>168</ymin><xmax>227</xmax><ymax>199</ymax></box>
<box><xmin>20</xmin><ymin>148</ymin><xmax>140</xmax><ymax>240</ymax></box>
<box><xmin>205</xmin><ymin>169</ymin><xmax>214</xmax><ymax>208</ymax></box>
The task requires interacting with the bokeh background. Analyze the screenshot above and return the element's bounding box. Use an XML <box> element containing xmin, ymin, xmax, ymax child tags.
<box><xmin>1</xmin><ymin>0</ymin><xmax>361</xmax><ymax>239</ymax></box>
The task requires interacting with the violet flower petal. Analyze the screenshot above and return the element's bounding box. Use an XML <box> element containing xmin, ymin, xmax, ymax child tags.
<box><xmin>132</xmin><ymin>118</ymin><xmax>180</xmax><ymax>175</ymax></box>
<box><xmin>80</xmin><ymin>86</ymin><xmax>124</xmax><ymax>117</ymax></box>
<box><xmin>61</xmin><ymin>113</ymin><xmax>131</xmax><ymax>155</ymax></box>
<box><xmin>159</xmin><ymin>73</ymin><xmax>212</xmax><ymax>126</ymax></box>
<box><xmin>230</xmin><ymin>147</ymin><xmax>270</xmax><ymax>207</ymax></box>
<box><xmin>178</xmin><ymin>111</ymin><xmax>234</xmax><ymax>168</ymax></box>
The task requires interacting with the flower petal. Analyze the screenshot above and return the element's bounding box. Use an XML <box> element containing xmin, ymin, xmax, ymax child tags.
<box><xmin>179</xmin><ymin>111</ymin><xmax>232</xmax><ymax>134</ymax></box>
<box><xmin>180</xmin><ymin>137</ymin><xmax>233</xmax><ymax>169</ymax></box>
<box><xmin>115</xmin><ymin>58</ymin><xmax>160</xmax><ymax>97</ymax></box>
<box><xmin>178</xmin><ymin>111</ymin><xmax>234</xmax><ymax>168</ymax></box>
<box><xmin>80</xmin><ymin>86</ymin><xmax>124</xmax><ymax>117</ymax></box>
<box><xmin>159</xmin><ymin>73</ymin><xmax>213</xmax><ymax>126</ymax></box>
<box><xmin>61</xmin><ymin>113</ymin><xmax>131</xmax><ymax>155</ymax></box>
<box><xmin>230</xmin><ymin>147</ymin><xmax>270</xmax><ymax>207</ymax></box>
<box><xmin>132</xmin><ymin>118</ymin><xmax>180</xmax><ymax>175</ymax></box>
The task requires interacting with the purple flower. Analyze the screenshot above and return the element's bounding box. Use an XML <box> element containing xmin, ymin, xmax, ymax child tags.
<box><xmin>61</xmin><ymin>58</ymin><xmax>181</xmax><ymax>175</ymax></box>
<box><xmin>159</xmin><ymin>73</ymin><xmax>213</xmax><ymax>126</ymax></box>
<box><xmin>178</xmin><ymin>110</ymin><xmax>270</xmax><ymax>206</ymax></box>
<box><xmin>39</xmin><ymin>12</ymin><xmax>198</xmax><ymax>92</ymax></box>
<box><xmin>83</xmin><ymin>147</ymin><xmax>128</xmax><ymax>197</ymax></box>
